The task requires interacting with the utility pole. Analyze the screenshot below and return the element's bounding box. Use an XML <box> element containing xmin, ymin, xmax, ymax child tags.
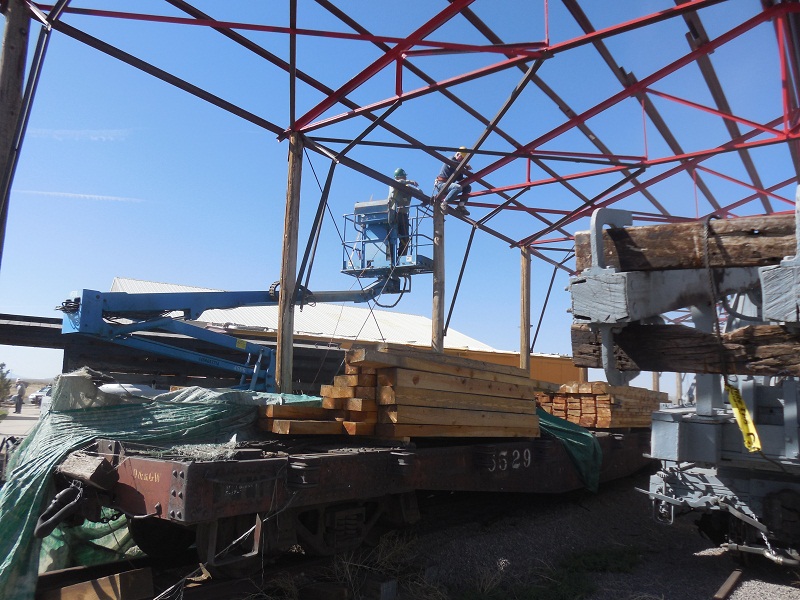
<box><xmin>520</xmin><ymin>246</ymin><xmax>531</xmax><ymax>372</ymax></box>
<box><xmin>0</xmin><ymin>0</ymin><xmax>30</xmax><ymax>270</ymax></box>
<box><xmin>277</xmin><ymin>132</ymin><xmax>303</xmax><ymax>392</ymax></box>
<box><xmin>431</xmin><ymin>199</ymin><xmax>445</xmax><ymax>353</ymax></box>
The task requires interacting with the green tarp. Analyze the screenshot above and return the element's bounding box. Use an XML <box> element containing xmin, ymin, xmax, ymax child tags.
<box><xmin>537</xmin><ymin>407</ymin><xmax>603</xmax><ymax>493</ymax></box>
<box><xmin>0</xmin><ymin>378</ymin><xmax>261</xmax><ymax>600</ymax></box>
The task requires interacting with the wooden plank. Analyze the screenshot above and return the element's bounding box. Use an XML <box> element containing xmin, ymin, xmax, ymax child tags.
<box><xmin>380</xmin><ymin>405</ymin><xmax>539</xmax><ymax>428</ymax></box>
<box><xmin>345</xmin><ymin>397</ymin><xmax>377</xmax><ymax>412</ymax></box>
<box><xmin>343</xmin><ymin>421</ymin><xmax>376</xmax><ymax>436</ymax></box>
<box><xmin>321</xmin><ymin>397</ymin><xmax>344</xmax><ymax>410</ymax></box>
<box><xmin>334</xmin><ymin>374</ymin><xmax>359</xmax><ymax>387</ymax></box>
<box><xmin>378</xmin><ymin>368</ymin><xmax>545</xmax><ymax>400</ymax></box>
<box><xmin>378</xmin><ymin>385</ymin><xmax>538</xmax><ymax>414</ymax></box>
<box><xmin>574</xmin><ymin>213</ymin><xmax>795</xmax><ymax>272</ymax></box>
<box><xmin>358</xmin><ymin>374</ymin><xmax>377</xmax><ymax>387</ymax></box>
<box><xmin>354</xmin><ymin>386</ymin><xmax>377</xmax><ymax>400</ymax></box>
<box><xmin>344</xmin><ymin>363</ymin><xmax>360</xmax><ymax>375</ymax></box>
<box><xmin>38</xmin><ymin>568</ymin><xmax>153</xmax><ymax>600</ymax></box>
<box><xmin>319</xmin><ymin>384</ymin><xmax>355</xmax><ymax>399</ymax></box>
<box><xmin>272</xmin><ymin>420</ymin><xmax>344</xmax><ymax>435</ymax></box>
<box><xmin>347</xmin><ymin>345</ymin><xmax>558</xmax><ymax>391</ymax></box>
<box><xmin>375</xmin><ymin>423</ymin><xmax>539</xmax><ymax>438</ymax></box>
<box><xmin>347</xmin><ymin>410</ymin><xmax>378</xmax><ymax>423</ymax></box>
<box><xmin>572</xmin><ymin>322</ymin><xmax>800</xmax><ymax>376</ymax></box>
<box><xmin>261</xmin><ymin>405</ymin><xmax>332</xmax><ymax>420</ymax></box>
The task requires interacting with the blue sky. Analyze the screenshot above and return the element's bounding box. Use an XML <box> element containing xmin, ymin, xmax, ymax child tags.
<box><xmin>0</xmin><ymin>1</ymin><xmax>791</xmax><ymax>393</ymax></box>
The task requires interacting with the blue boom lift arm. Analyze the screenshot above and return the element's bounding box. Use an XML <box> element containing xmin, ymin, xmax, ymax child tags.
<box><xmin>59</xmin><ymin>195</ymin><xmax>433</xmax><ymax>392</ymax></box>
<box><xmin>59</xmin><ymin>277</ymin><xmax>402</xmax><ymax>392</ymax></box>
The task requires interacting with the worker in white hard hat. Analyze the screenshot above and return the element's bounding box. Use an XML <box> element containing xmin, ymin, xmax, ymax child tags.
<box><xmin>432</xmin><ymin>146</ymin><xmax>471</xmax><ymax>216</ymax></box>
<box><xmin>13</xmin><ymin>378</ymin><xmax>27</xmax><ymax>414</ymax></box>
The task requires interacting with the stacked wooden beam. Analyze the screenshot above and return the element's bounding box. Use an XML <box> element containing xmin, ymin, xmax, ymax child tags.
<box><xmin>258</xmin><ymin>345</ymin><xmax>557</xmax><ymax>439</ymax></box>
<box><xmin>537</xmin><ymin>382</ymin><xmax>666</xmax><ymax>429</ymax></box>
<box><xmin>571</xmin><ymin>214</ymin><xmax>800</xmax><ymax>376</ymax></box>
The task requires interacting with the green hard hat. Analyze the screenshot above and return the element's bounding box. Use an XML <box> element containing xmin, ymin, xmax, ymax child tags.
<box><xmin>394</xmin><ymin>168</ymin><xmax>407</xmax><ymax>178</ymax></box>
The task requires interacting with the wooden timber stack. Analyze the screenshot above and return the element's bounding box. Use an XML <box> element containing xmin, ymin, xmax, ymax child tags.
<box><xmin>258</xmin><ymin>345</ymin><xmax>558</xmax><ymax>439</ymax></box>
<box><xmin>571</xmin><ymin>213</ymin><xmax>800</xmax><ymax>376</ymax></box>
<box><xmin>537</xmin><ymin>382</ymin><xmax>666</xmax><ymax>429</ymax></box>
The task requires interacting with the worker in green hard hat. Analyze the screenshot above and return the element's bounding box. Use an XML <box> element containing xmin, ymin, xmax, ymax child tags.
<box><xmin>389</xmin><ymin>167</ymin><xmax>418</xmax><ymax>257</ymax></box>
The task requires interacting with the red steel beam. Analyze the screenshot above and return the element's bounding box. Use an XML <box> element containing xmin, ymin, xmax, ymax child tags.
<box><xmin>645</xmin><ymin>87</ymin><xmax>783</xmax><ymax>137</ymax></box>
<box><xmin>711</xmin><ymin>176</ymin><xmax>797</xmax><ymax>216</ymax></box>
<box><xmin>297</xmin><ymin>0</ymin><xmax>733</xmax><ymax>134</ymax></box>
<box><xmin>694</xmin><ymin>166</ymin><xmax>794</xmax><ymax>206</ymax></box>
<box><xmin>467</xmin><ymin>5</ymin><xmax>782</xmax><ymax>185</ymax></box>
<box><xmin>34</xmin><ymin>3</ymin><xmax>538</xmax><ymax>55</ymax></box>
<box><xmin>516</xmin><ymin>115</ymin><xmax>789</xmax><ymax>245</ymax></box>
<box><xmin>292</xmin><ymin>0</ymin><xmax>476</xmax><ymax>132</ymax></box>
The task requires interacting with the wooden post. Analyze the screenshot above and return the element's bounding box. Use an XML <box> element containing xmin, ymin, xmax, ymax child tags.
<box><xmin>675</xmin><ymin>372</ymin><xmax>682</xmax><ymax>405</ymax></box>
<box><xmin>431</xmin><ymin>198</ymin><xmax>445</xmax><ymax>353</ymax></box>
<box><xmin>520</xmin><ymin>247</ymin><xmax>531</xmax><ymax>371</ymax></box>
<box><xmin>276</xmin><ymin>133</ymin><xmax>303</xmax><ymax>392</ymax></box>
<box><xmin>578</xmin><ymin>368</ymin><xmax>588</xmax><ymax>383</ymax></box>
<box><xmin>0</xmin><ymin>0</ymin><xmax>30</xmax><ymax>268</ymax></box>
<box><xmin>652</xmin><ymin>371</ymin><xmax>660</xmax><ymax>392</ymax></box>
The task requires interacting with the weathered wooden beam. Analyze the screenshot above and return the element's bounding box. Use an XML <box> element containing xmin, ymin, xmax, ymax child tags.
<box><xmin>277</xmin><ymin>132</ymin><xmax>303</xmax><ymax>393</ymax></box>
<box><xmin>571</xmin><ymin>322</ymin><xmax>800</xmax><ymax>376</ymax></box>
<box><xmin>520</xmin><ymin>247</ymin><xmax>531</xmax><ymax>370</ymax></box>
<box><xmin>56</xmin><ymin>451</ymin><xmax>118</xmax><ymax>491</ymax></box>
<box><xmin>574</xmin><ymin>214</ymin><xmax>795</xmax><ymax>273</ymax></box>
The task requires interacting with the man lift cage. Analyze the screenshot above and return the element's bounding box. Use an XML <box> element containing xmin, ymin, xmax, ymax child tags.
<box><xmin>342</xmin><ymin>199</ymin><xmax>433</xmax><ymax>279</ymax></box>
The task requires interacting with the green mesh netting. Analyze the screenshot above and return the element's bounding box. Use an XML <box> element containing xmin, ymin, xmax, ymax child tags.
<box><xmin>537</xmin><ymin>408</ymin><xmax>603</xmax><ymax>493</ymax></box>
<box><xmin>0</xmin><ymin>371</ymin><xmax>264</xmax><ymax>600</ymax></box>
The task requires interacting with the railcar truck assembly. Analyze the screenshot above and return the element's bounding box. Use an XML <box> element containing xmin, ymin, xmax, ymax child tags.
<box><xmin>569</xmin><ymin>202</ymin><xmax>800</xmax><ymax>567</ymax></box>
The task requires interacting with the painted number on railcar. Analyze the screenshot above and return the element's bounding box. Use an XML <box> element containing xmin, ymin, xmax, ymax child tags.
<box><xmin>486</xmin><ymin>448</ymin><xmax>532</xmax><ymax>472</ymax></box>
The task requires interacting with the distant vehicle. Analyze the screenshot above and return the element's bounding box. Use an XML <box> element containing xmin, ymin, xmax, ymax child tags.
<box><xmin>30</xmin><ymin>385</ymin><xmax>52</xmax><ymax>407</ymax></box>
<box><xmin>29</xmin><ymin>385</ymin><xmax>52</xmax><ymax>406</ymax></box>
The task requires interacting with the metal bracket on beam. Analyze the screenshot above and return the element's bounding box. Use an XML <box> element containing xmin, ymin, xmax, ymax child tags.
<box><xmin>582</xmin><ymin>208</ymin><xmax>634</xmax><ymax>386</ymax></box>
<box><xmin>761</xmin><ymin>186</ymin><xmax>800</xmax><ymax>325</ymax></box>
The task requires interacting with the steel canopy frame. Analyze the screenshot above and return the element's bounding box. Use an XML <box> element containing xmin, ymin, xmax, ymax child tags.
<box><xmin>15</xmin><ymin>0</ymin><xmax>800</xmax><ymax>275</ymax></box>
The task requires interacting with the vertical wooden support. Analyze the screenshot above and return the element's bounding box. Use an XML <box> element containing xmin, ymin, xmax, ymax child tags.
<box><xmin>431</xmin><ymin>200</ymin><xmax>445</xmax><ymax>353</ymax></box>
<box><xmin>276</xmin><ymin>133</ymin><xmax>303</xmax><ymax>393</ymax></box>
<box><xmin>675</xmin><ymin>372</ymin><xmax>682</xmax><ymax>405</ymax></box>
<box><xmin>578</xmin><ymin>368</ymin><xmax>588</xmax><ymax>383</ymax></box>
<box><xmin>520</xmin><ymin>247</ymin><xmax>531</xmax><ymax>371</ymax></box>
<box><xmin>0</xmin><ymin>0</ymin><xmax>30</xmax><ymax>267</ymax></box>
<box><xmin>652</xmin><ymin>371</ymin><xmax>660</xmax><ymax>392</ymax></box>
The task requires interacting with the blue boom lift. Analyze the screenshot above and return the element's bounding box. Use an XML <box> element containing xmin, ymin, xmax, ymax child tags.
<box><xmin>59</xmin><ymin>197</ymin><xmax>433</xmax><ymax>392</ymax></box>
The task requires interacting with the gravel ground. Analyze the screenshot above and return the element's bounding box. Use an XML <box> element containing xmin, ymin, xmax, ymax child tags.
<box><xmin>414</xmin><ymin>469</ymin><xmax>800</xmax><ymax>599</ymax></box>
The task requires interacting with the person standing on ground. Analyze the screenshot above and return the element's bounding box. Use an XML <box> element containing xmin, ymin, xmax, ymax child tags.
<box><xmin>432</xmin><ymin>147</ymin><xmax>472</xmax><ymax>216</ymax></box>
<box><xmin>13</xmin><ymin>379</ymin><xmax>26</xmax><ymax>414</ymax></box>
<box><xmin>389</xmin><ymin>167</ymin><xmax>418</xmax><ymax>257</ymax></box>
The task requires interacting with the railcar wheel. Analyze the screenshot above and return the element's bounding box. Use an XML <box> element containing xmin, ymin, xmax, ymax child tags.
<box><xmin>295</xmin><ymin>500</ymin><xmax>384</xmax><ymax>556</ymax></box>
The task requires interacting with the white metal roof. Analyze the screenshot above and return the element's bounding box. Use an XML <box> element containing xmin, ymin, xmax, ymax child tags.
<box><xmin>111</xmin><ymin>277</ymin><xmax>497</xmax><ymax>351</ymax></box>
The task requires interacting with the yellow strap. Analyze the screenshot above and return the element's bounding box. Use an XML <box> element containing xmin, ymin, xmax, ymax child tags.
<box><xmin>725</xmin><ymin>383</ymin><xmax>762</xmax><ymax>453</ymax></box>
